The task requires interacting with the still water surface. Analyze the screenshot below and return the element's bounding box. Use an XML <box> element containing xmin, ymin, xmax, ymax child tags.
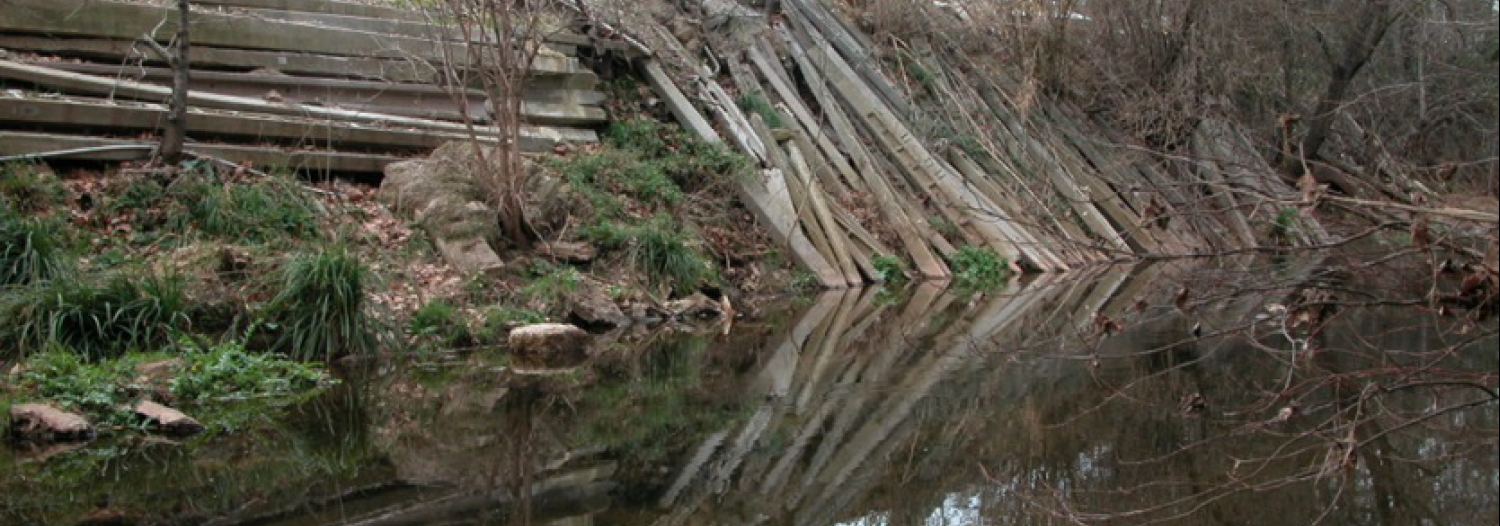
<box><xmin>4</xmin><ymin>260</ymin><xmax>1496</xmax><ymax>525</ymax></box>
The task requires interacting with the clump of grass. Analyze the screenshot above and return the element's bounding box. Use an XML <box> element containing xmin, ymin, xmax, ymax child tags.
<box><xmin>105</xmin><ymin>169</ymin><xmax>319</xmax><ymax>246</ymax></box>
<box><xmin>474</xmin><ymin>305</ymin><xmax>547</xmax><ymax>343</ymax></box>
<box><xmin>521</xmin><ymin>260</ymin><xmax>582</xmax><ymax>303</ymax></box>
<box><xmin>409</xmin><ymin>299</ymin><xmax>472</xmax><ymax>349</ymax></box>
<box><xmin>1</xmin><ymin>273</ymin><xmax>189</xmax><ymax>361</ymax></box>
<box><xmin>264</xmin><ymin>246</ymin><xmax>374</xmax><ymax>362</ymax></box>
<box><xmin>0</xmin><ymin>162</ymin><xmax>67</xmax><ymax>215</ymax></box>
<box><xmin>0</xmin><ymin>209</ymin><xmax>73</xmax><ymax>286</ymax></box>
<box><xmin>948</xmin><ymin>245</ymin><xmax>1009</xmax><ymax>290</ymax></box>
<box><xmin>582</xmin><ymin>215</ymin><xmax>711</xmax><ymax>291</ymax></box>
<box><xmin>871</xmin><ymin>254</ymin><xmax>906</xmax><ymax>283</ymax></box>
<box><xmin>737</xmin><ymin>93</ymin><xmax>783</xmax><ymax>128</ymax></box>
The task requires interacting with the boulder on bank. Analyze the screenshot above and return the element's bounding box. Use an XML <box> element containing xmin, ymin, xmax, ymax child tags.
<box><xmin>565</xmin><ymin>277</ymin><xmax>629</xmax><ymax>328</ymax></box>
<box><xmin>507</xmin><ymin>323</ymin><xmax>590</xmax><ymax>369</ymax></box>
<box><xmin>381</xmin><ymin>142</ymin><xmax>506</xmax><ymax>274</ymax></box>
<box><xmin>131</xmin><ymin>400</ymin><xmax>205</xmax><ymax>437</ymax></box>
<box><xmin>8</xmin><ymin>403</ymin><xmax>94</xmax><ymax>442</ymax></box>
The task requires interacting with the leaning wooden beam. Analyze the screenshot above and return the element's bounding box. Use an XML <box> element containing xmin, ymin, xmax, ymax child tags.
<box><xmin>0</xmin><ymin>131</ymin><xmax>401</xmax><ymax>173</ymax></box>
<box><xmin>976</xmin><ymin>86</ymin><xmax>1132</xmax><ymax>254</ymax></box>
<box><xmin>782</xmin><ymin>0</ymin><xmax>912</xmax><ymax>119</ymax></box>
<box><xmin>637</xmin><ymin>55</ymin><xmax>843</xmax><ymax>289</ymax></box>
<box><xmin>791</xmin><ymin>16</ymin><xmax>1029</xmax><ymax>272</ymax></box>
<box><xmin>0</xmin><ymin>59</ymin><xmax>595</xmax><ymax>144</ymax></box>
<box><xmin>747</xmin><ymin>41</ymin><xmax>858</xmax><ymax>197</ymax></box>
<box><xmin>788</xmin><ymin>141</ymin><xmax>865</xmax><ymax>286</ymax></box>
<box><xmin>947</xmin><ymin>150</ymin><xmax>1070</xmax><ymax>272</ymax></box>
<box><xmin>780</xmin><ymin>27</ymin><xmax>949</xmax><ymax>279</ymax></box>
<box><xmin>749</xmin><ymin>113</ymin><xmax>852</xmax><ymax>285</ymax></box>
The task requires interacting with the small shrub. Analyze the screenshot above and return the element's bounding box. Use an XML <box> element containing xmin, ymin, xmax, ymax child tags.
<box><xmin>0</xmin><ymin>162</ymin><xmax>67</xmax><ymax>215</ymax></box>
<box><xmin>409</xmin><ymin>299</ymin><xmax>472</xmax><ymax>349</ymax></box>
<box><xmin>871</xmin><ymin>254</ymin><xmax>906</xmax><ymax>283</ymax></box>
<box><xmin>948</xmin><ymin>245</ymin><xmax>1009</xmax><ymax>290</ymax></box>
<box><xmin>265</xmin><ymin>246</ymin><xmax>374</xmax><ymax>361</ymax></box>
<box><xmin>1</xmin><ymin>273</ymin><xmax>189</xmax><ymax>361</ymax></box>
<box><xmin>0</xmin><ymin>209</ymin><xmax>72</xmax><ymax>286</ymax></box>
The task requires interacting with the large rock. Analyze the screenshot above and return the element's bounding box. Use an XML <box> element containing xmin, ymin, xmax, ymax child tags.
<box><xmin>507</xmin><ymin>323</ymin><xmax>590</xmax><ymax>369</ymax></box>
<box><xmin>381</xmin><ymin>142</ymin><xmax>506</xmax><ymax>274</ymax></box>
<box><xmin>565</xmin><ymin>278</ymin><xmax>628</xmax><ymax>328</ymax></box>
<box><xmin>131</xmin><ymin>400</ymin><xmax>204</xmax><ymax>437</ymax></box>
<box><xmin>9</xmin><ymin>403</ymin><xmax>94</xmax><ymax>442</ymax></box>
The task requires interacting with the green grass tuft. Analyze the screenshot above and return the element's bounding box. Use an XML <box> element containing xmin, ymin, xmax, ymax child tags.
<box><xmin>582</xmin><ymin>215</ymin><xmax>711</xmax><ymax>291</ymax></box>
<box><xmin>409</xmin><ymin>299</ymin><xmax>472</xmax><ymax>349</ymax></box>
<box><xmin>0</xmin><ymin>273</ymin><xmax>189</xmax><ymax>361</ymax></box>
<box><xmin>737</xmin><ymin>93</ymin><xmax>783</xmax><ymax>128</ymax></box>
<box><xmin>0</xmin><ymin>162</ymin><xmax>68</xmax><ymax>215</ymax></box>
<box><xmin>0</xmin><ymin>209</ymin><xmax>73</xmax><ymax>286</ymax></box>
<box><xmin>265</xmin><ymin>246</ymin><xmax>374</xmax><ymax>362</ymax></box>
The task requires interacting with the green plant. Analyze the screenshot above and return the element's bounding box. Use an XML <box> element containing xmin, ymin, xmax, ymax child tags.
<box><xmin>19</xmin><ymin>347</ymin><xmax>132</xmax><ymax>418</ymax></box>
<box><xmin>737</xmin><ymin>93</ymin><xmax>783</xmax><ymax>128</ymax></box>
<box><xmin>1</xmin><ymin>273</ymin><xmax>189</xmax><ymax>361</ymax></box>
<box><xmin>265</xmin><ymin>246</ymin><xmax>374</xmax><ymax>361</ymax></box>
<box><xmin>0</xmin><ymin>162</ymin><xmax>67</xmax><ymax>215</ymax></box>
<box><xmin>948</xmin><ymin>245</ymin><xmax>1009</xmax><ymax>290</ymax></box>
<box><xmin>1270</xmin><ymin>208</ymin><xmax>1302</xmax><ymax>243</ymax></box>
<box><xmin>104</xmin><ymin>169</ymin><xmax>318</xmax><ymax>245</ymax></box>
<box><xmin>171</xmin><ymin>336</ymin><xmax>329</xmax><ymax>402</ymax></box>
<box><xmin>871</xmin><ymin>254</ymin><xmax>907</xmax><ymax>283</ymax></box>
<box><xmin>409</xmin><ymin>299</ymin><xmax>472</xmax><ymax>349</ymax></box>
<box><xmin>0</xmin><ymin>209</ymin><xmax>72</xmax><ymax>286</ymax></box>
<box><xmin>789</xmin><ymin>270</ymin><xmax>820</xmax><ymax>294</ymax></box>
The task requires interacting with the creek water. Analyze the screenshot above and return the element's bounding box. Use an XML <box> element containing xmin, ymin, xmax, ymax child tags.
<box><xmin>3</xmin><ymin>259</ymin><xmax>1496</xmax><ymax>526</ymax></box>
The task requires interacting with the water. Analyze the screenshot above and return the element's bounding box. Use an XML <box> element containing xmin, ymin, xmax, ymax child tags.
<box><xmin>4</xmin><ymin>260</ymin><xmax>1497</xmax><ymax>525</ymax></box>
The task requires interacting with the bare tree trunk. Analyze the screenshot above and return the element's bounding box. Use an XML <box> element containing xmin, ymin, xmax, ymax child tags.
<box><xmin>1299</xmin><ymin>0</ymin><xmax>1399</xmax><ymax>162</ymax></box>
<box><xmin>159</xmin><ymin>0</ymin><xmax>191</xmax><ymax>165</ymax></box>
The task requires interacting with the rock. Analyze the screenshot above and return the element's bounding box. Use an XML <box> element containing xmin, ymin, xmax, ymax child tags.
<box><xmin>131</xmin><ymin>400</ymin><xmax>204</xmax><ymax>437</ymax></box>
<box><xmin>565</xmin><ymin>278</ymin><xmax>628</xmax><ymax>328</ymax></box>
<box><xmin>134</xmin><ymin>358</ymin><xmax>181</xmax><ymax>384</ymax></box>
<box><xmin>626</xmin><ymin>302</ymin><xmax>668</xmax><ymax>325</ymax></box>
<box><xmin>434</xmin><ymin>237</ymin><xmax>505</xmax><ymax>276</ymax></box>
<box><xmin>537</xmin><ymin>241</ymin><xmax>597</xmax><ymax>263</ymax></box>
<box><xmin>9</xmin><ymin>403</ymin><xmax>94</xmax><ymax>442</ymax></box>
<box><xmin>507</xmin><ymin>323</ymin><xmax>590</xmax><ymax>369</ymax></box>
<box><xmin>665</xmin><ymin>292</ymin><xmax>723</xmax><ymax>320</ymax></box>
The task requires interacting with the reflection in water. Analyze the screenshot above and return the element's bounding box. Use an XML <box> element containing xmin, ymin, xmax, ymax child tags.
<box><xmin>3</xmin><ymin>260</ymin><xmax>1496</xmax><ymax>525</ymax></box>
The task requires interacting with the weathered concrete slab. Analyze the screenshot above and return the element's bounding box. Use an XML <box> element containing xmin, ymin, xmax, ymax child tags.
<box><xmin>0</xmin><ymin>36</ymin><xmax>597</xmax><ymax>84</ymax></box>
<box><xmin>187</xmin><ymin>0</ymin><xmax>427</xmax><ymax>22</ymax></box>
<box><xmin>0</xmin><ymin>93</ymin><xmax>590</xmax><ymax>153</ymax></box>
<box><xmin>0</xmin><ymin>59</ymin><xmax>598</xmax><ymax>145</ymax></box>
<box><xmin>0</xmin><ymin>131</ymin><xmax>404</xmax><ymax>174</ymax></box>
<box><xmin>0</xmin><ymin>0</ymin><xmax>551</xmax><ymax>65</ymax></box>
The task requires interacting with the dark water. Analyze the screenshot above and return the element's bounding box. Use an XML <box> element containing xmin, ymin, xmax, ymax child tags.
<box><xmin>4</xmin><ymin>260</ymin><xmax>1497</xmax><ymax>526</ymax></box>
